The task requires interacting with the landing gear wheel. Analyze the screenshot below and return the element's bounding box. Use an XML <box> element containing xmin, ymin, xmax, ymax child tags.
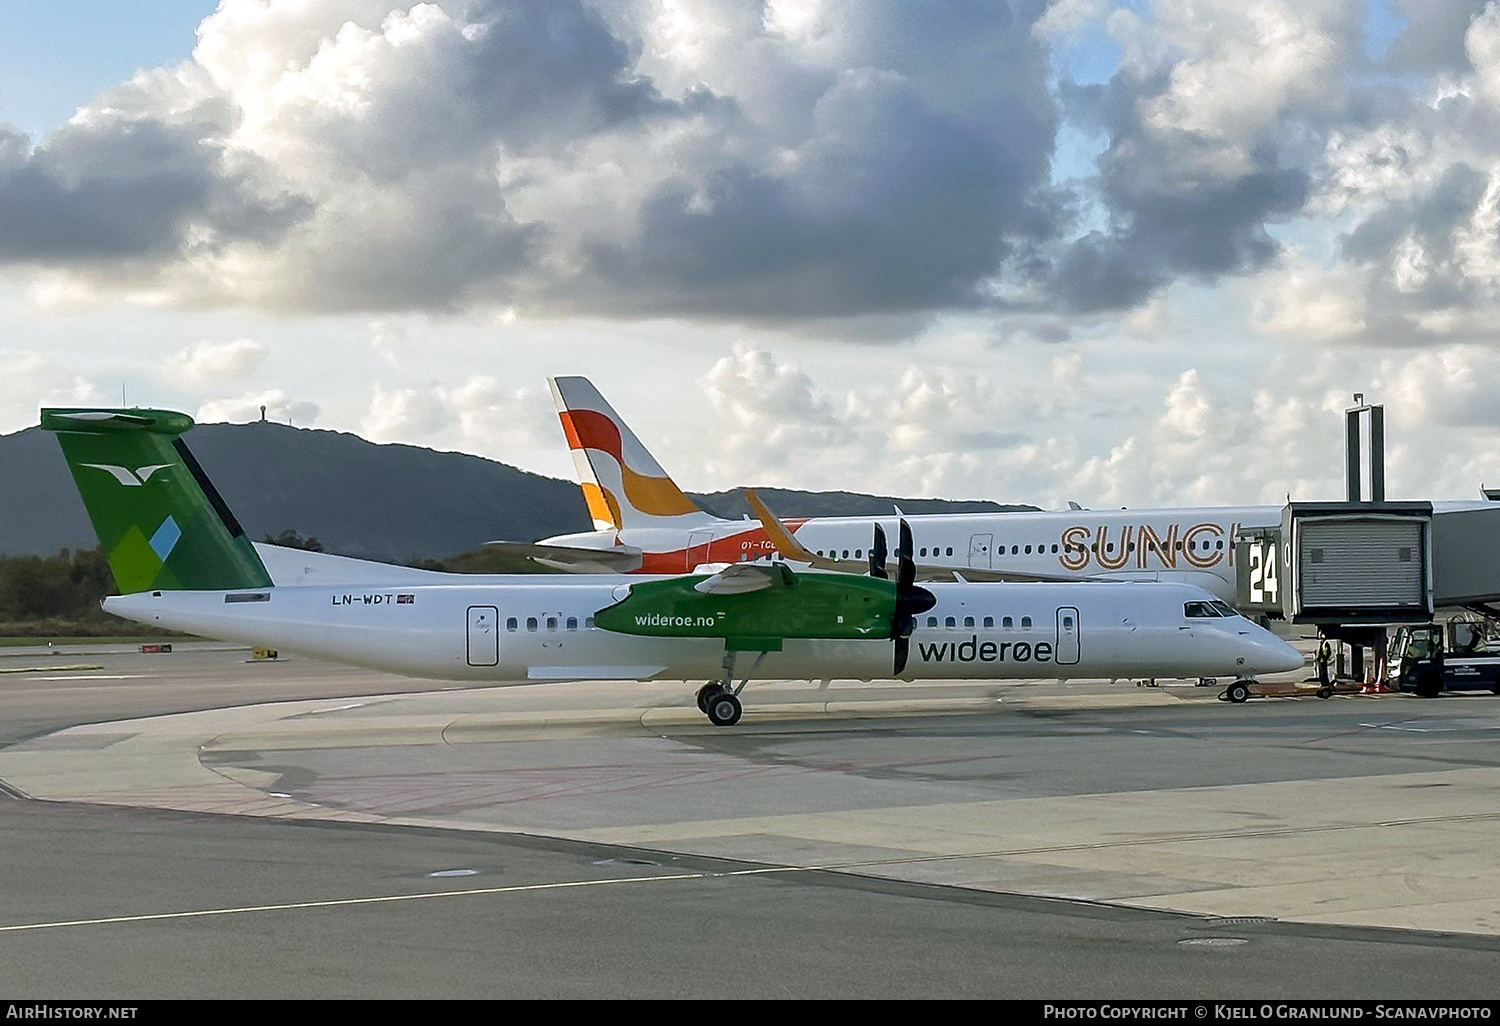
<box><xmin>705</xmin><ymin>691</ymin><xmax>742</xmax><ymax>726</ymax></box>
<box><xmin>1317</xmin><ymin>686</ymin><xmax>1333</xmax><ymax>700</ymax></box>
<box><xmin>696</xmin><ymin>682</ymin><xmax>726</xmax><ymax>712</ymax></box>
<box><xmin>1224</xmin><ymin>680</ymin><xmax>1251</xmax><ymax>704</ymax></box>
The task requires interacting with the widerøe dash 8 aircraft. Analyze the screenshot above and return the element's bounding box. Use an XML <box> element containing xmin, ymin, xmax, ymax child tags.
<box><xmin>508</xmin><ymin>376</ymin><xmax>1278</xmax><ymax>602</ymax></box>
<box><xmin>44</xmin><ymin>408</ymin><xmax>1302</xmax><ymax>725</ymax></box>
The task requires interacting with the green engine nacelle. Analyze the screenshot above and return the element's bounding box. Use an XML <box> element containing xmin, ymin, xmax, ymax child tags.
<box><xmin>593</xmin><ymin>570</ymin><xmax>899</xmax><ymax>652</ymax></box>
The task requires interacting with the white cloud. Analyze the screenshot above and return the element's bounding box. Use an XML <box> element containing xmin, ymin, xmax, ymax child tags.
<box><xmin>198</xmin><ymin>389</ymin><xmax>319</xmax><ymax>425</ymax></box>
<box><xmin>0</xmin><ymin>352</ymin><xmax>103</xmax><ymax>430</ymax></box>
<box><xmin>1249</xmin><ymin>252</ymin><xmax>1368</xmax><ymax>342</ymax></box>
<box><xmin>1140</xmin><ymin>0</ymin><xmax>1351</xmax><ymax>156</ymax></box>
<box><xmin>166</xmin><ymin>338</ymin><xmax>266</xmax><ymax>382</ymax></box>
<box><xmin>367</xmin><ymin>319</ymin><xmax>406</xmax><ymax>368</ymax></box>
<box><xmin>360</xmin><ymin>376</ymin><xmax>552</xmax><ymax>455</ymax></box>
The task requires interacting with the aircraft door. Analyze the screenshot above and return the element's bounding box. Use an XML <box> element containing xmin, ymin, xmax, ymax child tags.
<box><xmin>1055</xmin><ymin>606</ymin><xmax>1080</xmax><ymax>665</ymax></box>
<box><xmin>467</xmin><ymin>605</ymin><xmax>499</xmax><ymax>667</ymax></box>
<box><xmin>968</xmin><ymin>534</ymin><xmax>993</xmax><ymax>569</ymax></box>
<box><xmin>687</xmin><ymin>530</ymin><xmax>715</xmax><ymax>571</ymax></box>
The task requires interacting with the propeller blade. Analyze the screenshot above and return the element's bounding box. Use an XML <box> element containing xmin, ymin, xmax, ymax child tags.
<box><xmin>887</xmin><ymin>517</ymin><xmax>934</xmax><ymax>666</ymax></box>
<box><xmin>869</xmin><ymin>524</ymin><xmax>888</xmax><ymax>579</ymax></box>
<box><xmin>897</xmin><ymin>550</ymin><xmax>915</xmax><ymax>592</ymax></box>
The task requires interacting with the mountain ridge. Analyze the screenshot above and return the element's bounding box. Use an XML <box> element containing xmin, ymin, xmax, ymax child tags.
<box><xmin>0</xmin><ymin>420</ymin><xmax>1035</xmax><ymax>562</ymax></box>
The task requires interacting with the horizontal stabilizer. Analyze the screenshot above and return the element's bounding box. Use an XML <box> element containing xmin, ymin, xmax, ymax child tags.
<box><xmin>253</xmin><ymin>544</ymin><xmax>449</xmax><ymax>586</ymax></box>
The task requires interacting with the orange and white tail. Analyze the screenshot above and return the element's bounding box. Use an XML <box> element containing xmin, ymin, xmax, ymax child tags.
<box><xmin>548</xmin><ymin>376</ymin><xmax>721</xmax><ymax>532</ymax></box>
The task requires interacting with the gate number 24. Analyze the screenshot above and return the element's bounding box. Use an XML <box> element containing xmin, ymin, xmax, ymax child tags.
<box><xmin>1248</xmin><ymin>542</ymin><xmax>1279</xmax><ymax>605</ymax></box>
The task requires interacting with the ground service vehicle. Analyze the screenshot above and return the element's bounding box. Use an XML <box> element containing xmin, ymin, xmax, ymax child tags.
<box><xmin>1387</xmin><ymin>620</ymin><xmax>1500</xmax><ymax>697</ymax></box>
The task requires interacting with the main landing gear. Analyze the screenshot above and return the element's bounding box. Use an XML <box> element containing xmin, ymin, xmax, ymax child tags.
<box><xmin>695</xmin><ymin>649</ymin><xmax>768</xmax><ymax>726</ymax></box>
<box><xmin>696</xmin><ymin>682</ymin><xmax>742</xmax><ymax>726</ymax></box>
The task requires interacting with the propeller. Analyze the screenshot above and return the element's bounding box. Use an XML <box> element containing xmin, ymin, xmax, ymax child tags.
<box><xmin>868</xmin><ymin>523</ymin><xmax>889</xmax><ymax>580</ymax></box>
<box><xmin>889</xmin><ymin>519</ymin><xmax>936</xmax><ymax>675</ymax></box>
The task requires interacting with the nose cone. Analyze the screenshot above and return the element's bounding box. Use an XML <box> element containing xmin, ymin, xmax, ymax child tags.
<box><xmin>1248</xmin><ymin>631</ymin><xmax>1305</xmax><ymax>675</ymax></box>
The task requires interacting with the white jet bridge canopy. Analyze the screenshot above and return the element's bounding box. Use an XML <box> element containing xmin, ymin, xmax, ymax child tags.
<box><xmin>1237</xmin><ymin>502</ymin><xmax>1500</xmax><ymax>623</ymax></box>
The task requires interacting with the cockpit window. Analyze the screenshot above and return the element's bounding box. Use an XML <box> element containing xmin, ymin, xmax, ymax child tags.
<box><xmin>1185</xmin><ymin>600</ymin><xmax>1239</xmax><ymax>618</ymax></box>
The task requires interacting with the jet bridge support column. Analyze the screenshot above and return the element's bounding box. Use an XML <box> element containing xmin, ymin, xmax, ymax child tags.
<box><xmin>1342</xmin><ymin>396</ymin><xmax>1387</xmax><ymax>682</ymax></box>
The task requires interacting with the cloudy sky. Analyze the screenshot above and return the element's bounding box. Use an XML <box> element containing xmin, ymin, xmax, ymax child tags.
<box><xmin>5</xmin><ymin>0</ymin><xmax>1500</xmax><ymax>509</ymax></box>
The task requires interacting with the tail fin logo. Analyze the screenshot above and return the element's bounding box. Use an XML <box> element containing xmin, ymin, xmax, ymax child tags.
<box><xmin>80</xmin><ymin>463</ymin><xmax>173</xmax><ymax>487</ymax></box>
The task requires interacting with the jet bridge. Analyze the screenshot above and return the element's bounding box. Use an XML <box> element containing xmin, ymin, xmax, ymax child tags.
<box><xmin>1235</xmin><ymin>502</ymin><xmax>1500</xmax><ymax>624</ymax></box>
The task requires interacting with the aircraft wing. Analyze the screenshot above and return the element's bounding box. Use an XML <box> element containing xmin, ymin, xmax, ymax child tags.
<box><xmin>742</xmin><ymin>488</ymin><xmax>1086</xmax><ymax>584</ymax></box>
<box><xmin>485</xmin><ymin>541</ymin><xmax>644</xmax><ymax>573</ymax></box>
<box><xmin>742</xmin><ymin>489</ymin><xmax>850</xmax><ymax>572</ymax></box>
<box><xmin>692</xmin><ymin>561</ymin><xmax>796</xmax><ymax>595</ymax></box>
<box><xmin>910</xmin><ymin>564</ymin><xmax>1087</xmax><ymax>584</ymax></box>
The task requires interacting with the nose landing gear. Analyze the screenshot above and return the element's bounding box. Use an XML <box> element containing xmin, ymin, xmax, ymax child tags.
<box><xmin>1219</xmin><ymin>679</ymin><xmax>1255</xmax><ymax>704</ymax></box>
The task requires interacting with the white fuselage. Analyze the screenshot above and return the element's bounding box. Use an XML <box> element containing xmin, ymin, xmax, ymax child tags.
<box><xmin>542</xmin><ymin>501</ymin><xmax>1495</xmax><ymax>603</ymax></box>
<box><xmin>105</xmin><ymin>575</ymin><xmax>1303</xmax><ymax>684</ymax></box>
<box><xmin>544</xmin><ymin>506</ymin><xmax>1278</xmax><ymax>601</ymax></box>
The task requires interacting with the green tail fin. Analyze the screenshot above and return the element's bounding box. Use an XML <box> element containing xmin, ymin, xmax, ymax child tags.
<box><xmin>42</xmin><ymin>408</ymin><xmax>273</xmax><ymax>594</ymax></box>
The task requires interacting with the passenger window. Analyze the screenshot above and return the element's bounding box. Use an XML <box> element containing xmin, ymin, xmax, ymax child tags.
<box><xmin>945</xmin><ymin>616</ymin><xmax>956</xmax><ymax>628</ymax></box>
<box><xmin>983</xmin><ymin>616</ymin><xmax>994</xmax><ymax>628</ymax></box>
<box><xmin>963</xmin><ymin>616</ymin><xmax>975</xmax><ymax>628</ymax></box>
<box><xmin>506</xmin><ymin>617</ymin><xmax>518</xmax><ymax>631</ymax></box>
<box><xmin>1011</xmin><ymin>545</ymin><xmax>1018</xmax><ymax>554</ymax></box>
<box><xmin>546</xmin><ymin>617</ymin><xmax>558</xmax><ymax>631</ymax></box>
<box><xmin>1024</xmin><ymin>545</ymin><xmax>1032</xmax><ymax>554</ymax></box>
<box><xmin>566</xmin><ymin>617</ymin><xmax>578</xmax><ymax>630</ymax></box>
<box><xmin>946</xmin><ymin>547</ymin><xmax>953</xmax><ymax>556</ymax></box>
<box><xmin>926</xmin><ymin>616</ymin><xmax>938</xmax><ymax>628</ymax></box>
<box><xmin>920</xmin><ymin>547</ymin><xmax>928</xmax><ymax>557</ymax></box>
<box><xmin>526</xmin><ymin>617</ymin><xmax>538</xmax><ymax>632</ymax></box>
<box><xmin>1063</xmin><ymin>615</ymin><xmax>1074</xmax><ymax>629</ymax></box>
<box><xmin>1051</xmin><ymin>544</ymin><xmax>1058</xmax><ymax>553</ymax></box>
<box><xmin>1021</xmin><ymin>616</ymin><xmax>1031</xmax><ymax>628</ymax></box>
<box><xmin>585</xmin><ymin>616</ymin><xmax>595</xmax><ymax>629</ymax></box>
<box><xmin>1002</xmin><ymin>616</ymin><xmax>1013</xmax><ymax>628</ymax></box>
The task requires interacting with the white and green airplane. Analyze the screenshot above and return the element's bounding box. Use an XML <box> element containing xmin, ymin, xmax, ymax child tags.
<box><xmin>44</xmin><ymin>407</ymin><xmax>1303</xmax><ymax>725</ymax></box>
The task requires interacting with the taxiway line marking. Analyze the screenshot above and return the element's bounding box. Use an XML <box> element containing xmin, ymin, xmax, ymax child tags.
<box><xmin>10</xmin><ymin>805</ymin><xmax>1500</xmax><ymax>935</ymax></box>
<box><xmin>0</xmin><ymin>872</ymin><xmax>705</xmax><ymax>934</ymax></box>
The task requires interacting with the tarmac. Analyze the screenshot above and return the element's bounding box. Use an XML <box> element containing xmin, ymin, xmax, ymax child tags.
<box><xmin>4</xmin><ymin>640</ymin><xmax>1500</xmax><ymax>943</ymax></box>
